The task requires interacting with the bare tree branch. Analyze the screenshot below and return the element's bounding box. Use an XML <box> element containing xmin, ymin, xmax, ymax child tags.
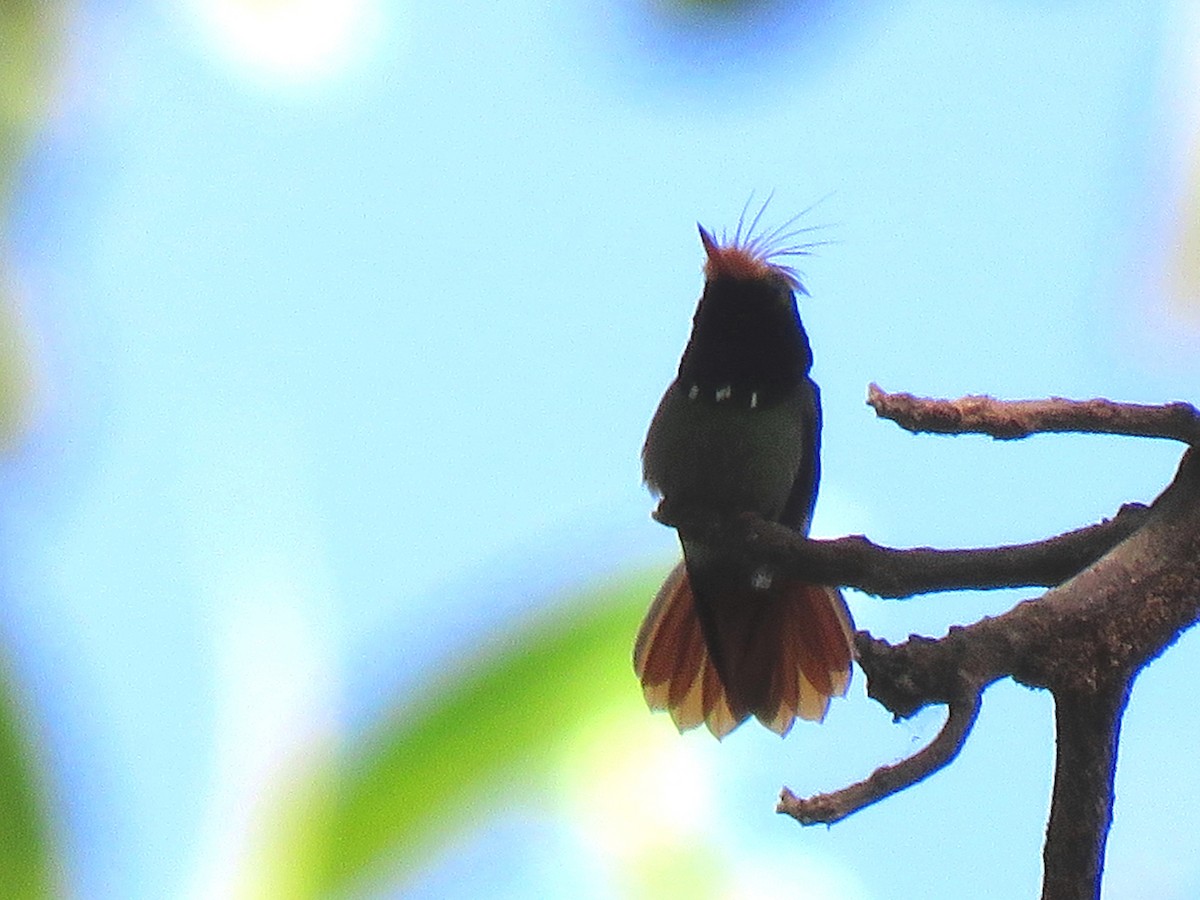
<box><xmin>868</xmin><ymin>384</ymin><xmax>1200</xmax><ymax>443</ymax></box>
<box><xmin>778</xmin><ymin>686</ymin><xmax>982</xmax><ymax>825</ymax></box>
<box><xmin>1041</xmin><ymin>683</ymin><xmax>1129</xmax><ymax>900</ymax></box>
<box><xmin>655</xmin><ymin>392</ymin><xmax>1200</xmax><ymax>900</ymax></box>
<box><xmin>654</xmin><ymin>501</ymin><xmax>1151</xmax><ymax>598</ymax></box>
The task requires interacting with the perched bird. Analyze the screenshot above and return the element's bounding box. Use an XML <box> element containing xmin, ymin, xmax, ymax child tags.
<box><xmin>635</xmin><ymin>216</ymin><xmax>854</xmax><ymax>739</ymax></box>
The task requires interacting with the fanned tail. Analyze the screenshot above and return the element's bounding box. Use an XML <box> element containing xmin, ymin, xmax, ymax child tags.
<box><xmin>634</xmin><ymin>562</ymin><xmax>854</xmax><ymax>739</ymax></box>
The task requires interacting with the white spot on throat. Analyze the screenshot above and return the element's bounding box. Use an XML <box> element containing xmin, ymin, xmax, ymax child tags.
<box><xmin>687</xmin><ymin>384</ymin><xmax>699</xmax><ymax>400</ymax></box>
<box><xmin>715</xmin><ymin>385</ymin><xmax>732</xmax><ymax>402</ymax></box>
<box><xmin>750</xmin><ymin>391</ymin><xmax>758</xmax><ymax>409</ymax></box>
<box><xmin>751</xmin><ymin>567</ymin><xmax>773</xmax><ymax>591</ymax></box>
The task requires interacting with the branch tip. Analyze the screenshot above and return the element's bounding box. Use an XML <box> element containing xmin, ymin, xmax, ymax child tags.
<box><xmin>778</xmin><ymin>689</ymin><xmax>982</xmax><ymax>825</ymax></box>
<box><xmin>868</xmin><ymin>386</ymin><xmax>1200</xmax><ymax>444</ymax></box>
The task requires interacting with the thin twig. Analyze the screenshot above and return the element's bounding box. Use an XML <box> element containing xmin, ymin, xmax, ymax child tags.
<box><xmin>654</xmin><ymin>501</ymin><xmax>1150</xmax><ymax>598</ymax></box>
<box><xmin>868</xmin><ymin>384</ymin><xmax>1200</xmax><ymax>443</ymax></box>
<box><xmin>777</xmin><ymin>688</ymin><xmax>982</xmax><ymax>825</ymax></box>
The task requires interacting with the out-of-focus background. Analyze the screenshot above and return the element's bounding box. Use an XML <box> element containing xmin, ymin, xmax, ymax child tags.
<box><xmin>1</xmin><ymin>1</ymin><xmax>1198</xmax><ymax>897</ymax></box>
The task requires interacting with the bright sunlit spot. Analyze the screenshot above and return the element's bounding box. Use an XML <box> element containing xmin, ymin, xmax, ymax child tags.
<box><xmin>191</xmin><ymin>564</ymin><xmax>341</xmax><ymax>899</ymax></box>
<box><xmin>559</xmin><ymin>712</ymin><xmax>721</xmax><ymax>891</ymax></box>
<box><xmin>558</xmin><ymin>712</ymin><xmax>870</xmax><ymax>898</ymax></box>
<box><xmin>561</xmin><ymin>710</ymin><xmax>710</xmax><ymax>854</ymax></box>
<box><xmin>187</xmin><ymin>0</ymin><xmax>386</xmax><ymax>89</ymax></box>
<box><xmin>726</xmin><ymin>852</ymin><xmax>870</xmax><ymax>900</ymax></box>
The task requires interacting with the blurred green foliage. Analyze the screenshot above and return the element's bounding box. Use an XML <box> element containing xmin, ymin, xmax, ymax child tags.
<box><xmin>0</xmin><ymin>658</ymin><xmax>59</xmax><ymax>899</ymax></box>
<box><xmin>250</xmin><ymin>572</ymin><xmax>664</xmax><ymax>898</ymax></box>
<box><xmin>1</xmin><ymin>2</ymin><xmax>64</xmax><ymax>211</ymax></box>
<box><xmin>0</xmin><ymin>3</ymin><xmax>65</xmax><ymax>897</ymax></box>
<box><xmin>0</xmin><ymin>0</ymin><xmax>60</xmax><ymax>449</ymax></box>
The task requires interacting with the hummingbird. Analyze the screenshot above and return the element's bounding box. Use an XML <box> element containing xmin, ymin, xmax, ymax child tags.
<box><xmin>635</xmin><ymin>217</ymin><xmax>854</xmax><ymax>739</ymax></box>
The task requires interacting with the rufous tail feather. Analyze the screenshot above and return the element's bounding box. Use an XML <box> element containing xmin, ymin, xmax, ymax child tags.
<box><xmin>634</xmin><ymin>562</ymin><xmax>854</xmax><ymax>739</ymax></box>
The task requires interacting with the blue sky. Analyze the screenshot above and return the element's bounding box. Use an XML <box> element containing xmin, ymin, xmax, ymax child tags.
<box><xmin>4</xmin><ymin>0</ymin><xmax>1200</xmax><ymax>897</ymax></box>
